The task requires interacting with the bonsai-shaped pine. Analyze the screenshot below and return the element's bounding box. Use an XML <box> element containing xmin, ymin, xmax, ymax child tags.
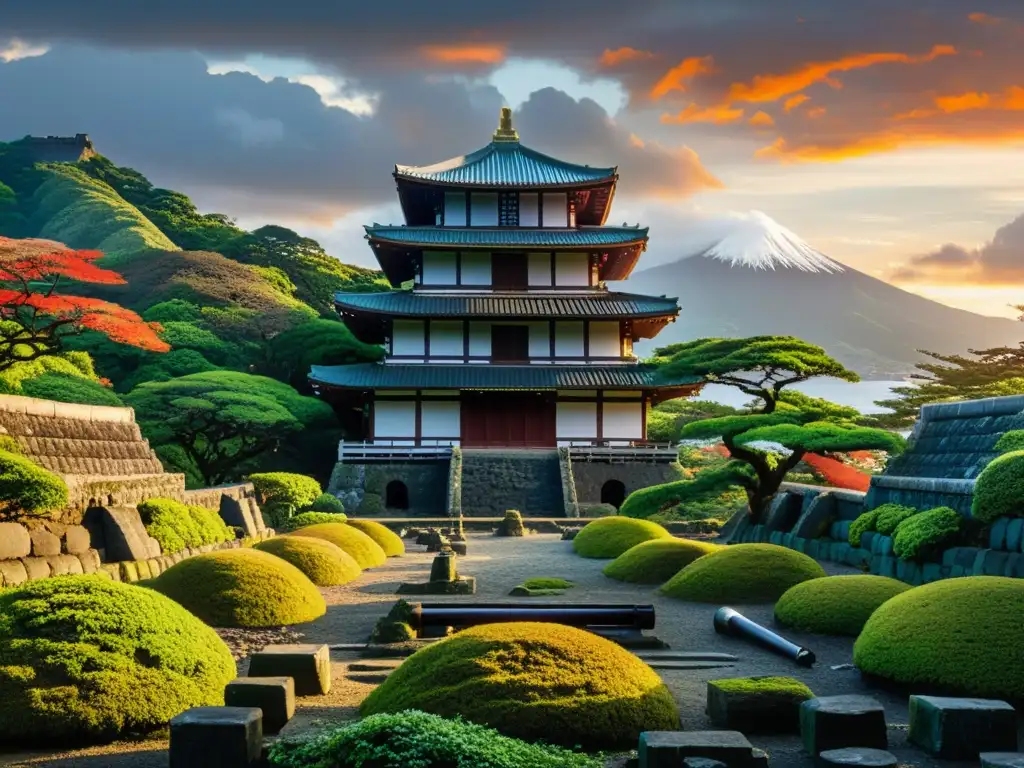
<box><xmin>652</xmin><ymin>336</ymin><xmax>905</xmax><ymax>522</ymax></box>
<box><xmin>0</xmin><ymin>237</ymin><xmax>169</xmax><ymax>370</ymax></box>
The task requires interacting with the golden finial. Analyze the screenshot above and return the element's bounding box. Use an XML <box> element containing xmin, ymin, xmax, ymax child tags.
<box><xmin>492</xmin><ymin>106</ymin><xmax>519</xmax><ymax>142</ymax></box>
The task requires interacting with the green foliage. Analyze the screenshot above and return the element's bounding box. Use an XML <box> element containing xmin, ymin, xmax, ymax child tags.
<box><xmin>495</xmin><ymin>509</ymin><xmax>527</xmax><ymax>537</ymax></box>
<box><xmin>292</xmin><ymin>522</ymin><xmax>388</xmax><ymax>568</ymax></box>
<box><xmin>854</xmin><ymin>576</ymin><xmax>1024</xmax><ymax>698</ymax></box>
<box><xmin>774</xmin><ymin>575</ymin><xmax>911</xmax><ymax>636</ymax></box>
<box><xmin>735</xmin><ymin>421</ymin><xmax>906</xmax><ymax>455</ymax></box>
<box><xmin>678</xmin><ymin>411</ymin><xmax>802</xmax><ymax>442</ymax></box>
<box><xmin>707</xmin><ymin>675</ymin><xmax>814</xmax><ymax>704</ymax></box>
<box><xmin>873</xmin><ymin>503</ymin><xmax>920</xmax><ymax>536</ymax></box>
<box><xmin>619</xmin><ymin>463</ymin><xmax>752</xmax><ymax>520</ymax></box>
<box><xmin>994</xmin><ymin>429</ymin><xmax>1024</xmax><ymax>453</ymax></box>
<box><xmin>0</xmin><ymin>351</ymin><xmax>101</xmax><ymax>395</ymax></box>
<box><xmin>577</xmin><ymin>502</ymin><xmax>618</xmax><ymax>517</ymax></box>
<box><xmin>571</xmin><ymin>516</ymin><xmax>672</xmax><ymax>559</ymax></box>
<box><xmin>268</xmin><ymin>710</ymin><xmax>603</xmax><ymax>768</ymax></box>
<box><xmin>972</xmin><ymin>449</ymin><xmax>1024</xmax><ymax>523</ymax></box>
<box><xmin>21</xmin><ymin>373</ymin><xmax>124</xmax><ymax>407</ymax></box>
<box><xmin>892</xmin><ymin>506</ymin><xmax>962</xmax><ymax>560</ymax></box>
<box><xmin>647</xmin><ymin>399</ymin><xmax>740</xmax><ymax>443</ymax></box>
<box><xmin>309</xmin><ymin>492</ymin><xmax>345</xmax><ymax>514</ymax></box>
<box><xmin>603</xmin><ymin>538</ymin><xmax>720</xmax><ymax>584</ymax></box>
<box><xmin>0</xmin><ymin>575</ymin><xmax>236</xmax><ymax>744</ymax></box>
<box><xmin>149</xmin><ymin>548</ymin><xmax>326</xmax><ymax>628</ymax></box>
<box><xmin>359</xmin><ymin>622</ymin><xmax>680</xmax><ymax>749</ymax></box>
<box><xmin>250</xmin><ymin>472</ymin><xmax>322</xmax><ymax>509</ymax></box>
<box><xmin>849</xmin><ymin>509</ymin><xmax>880</xmax><ymax>546</ymax></box>
<box><xmin>281</xmin><ymin>511</ymin><xmax>348</xmax><ymax>531</ymax></box>
<box><xmin>138</xmin><ymin>497</ymin><xmax>234</xmax><ymax>554</ymax></box>
<box><xmin>255</xmin><ymin>535</ymin><xmax>362</xmax><ymax>586</ymax></box>
<box><xmin>370</xmin><ymin>599</ymin><xmax>417</xmax><ymax>643</ymax></box>
<box><xmin>346</xmin><ymin>519</ymin><xmax>406</xmax><ymax>557</ymax></box>
<box><xmin>521</xmin><ymin>577</ymin><xmax>575</xmax><ymax>590</ymax></box>
<box><xmin>0</xmin><ymin>449</ymin><xmax>68</xmax><ymax>520</ymax></box>
<box><xmin>659</xmin><ymin>543</ymin><xmax>826</xmax><ymax>603</ymax></box>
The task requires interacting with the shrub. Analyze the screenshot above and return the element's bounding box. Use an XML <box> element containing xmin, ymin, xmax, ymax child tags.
<box><xmin>346</xmin><ymin>519</ymin><xmax>405</xmax><ymax>557</ymax></box>
<box><xmin>993</xmin><ymin>429</ymin><xmax>1024</xmax><ymax>453</ymax></box>
<box><xmin>255</xmin><ymin>536</ymin><xmax>362</xmax><ymax>586</ymax></box>
<box><xmin>138</xmin><ymin>497</ymin><xmax>233</xmax><ymax>554</ymax></box>
<box><xmin>521</xmin><ymin>577</ymin><xmax>574</xmax><ymax>590</ymax></box>
<box><xmin>149</xmin><ymin>548</ymin><xmax>326</xmax><ymax>627</ymax></box>
<box><xmin>494</xmin><ymin>509</ymin><xmax>527</xmax><ymax>536</ymax></box>
<box><xmin>0</xmin><ymin>576</ymin><xmax>236</xmax><ymax>744</ymax></box>
<box><xmin>873</xmin><ymin>503</ymin><xmax>920</xmax><ymax>536</ymax></box>
<box><xmin>892</xmin><ymin>506</ymin><xmax>962</xmax><ymax>560</ymax></box>
<box><xmin>0</xmin><ymin>449</ymin><xmax>68</xmax><ymax>520</ymax></box>
<box><xmin>660</xmin><ymin>544</ymin><xmax>826</xmax><ymax>603</ymax></box>
<box><xmin>370</xmin><ymin>599</ymin><xmax>417</xmax><ymax>644</ymax></box>
<box><xmin>309</xmin><ymin>492</ymin><xmax>345</xmax><ymax>514</ymax></box>
<box><xmin>267</xmin><ymin>710</ymin><xmax>603</xmax><ymax>768</ymax></box>
<box><xmin>359</xmin><ymin>622</ymin><xmax>679</xmax><ymax>749</ymax></box>
<box><xmin>578</xmin><ymin>502</ymin><xmax>617</xmax><ymax>517</ymax></box>
<box><xmin>774</xmin><ymin>575</ymin><xmax>911</xmax><ymax>636</ymax></box>
<box><xmin>603</xmin><ymin>538</ymin><xmax>719</xmax><ymax>584</ymax></box>
<box><xmin>854</xmin><ymin>576</ymin><xmax>1024</xmax><ymax>699</ymax></box>
<box><xmin>249</xmin><ymin>472</ymin><xmax>322</xmax><ymax>509</ymax></box>
<box><xmin>572</xmin><ymin>516</ymin><xmax>672</xmax><ymax>559</ymax></box>
<box><xmin>848</xmin><ymin>508</ymin><xmax>880</xmax><ymax>546</ymax></box>
<box><xmin>972</xmin><ymin>450</ymin><xmax>1024</xmax><ymax>524</ymax></box>
<box><xmin>281</xmin><ymin>511</ymin><xmax>347</xmax><ymax>531</ymax></box>
<box><xmin>21</xmin><ymin>373</ymin><xmax>125</xmax><ymax>407</ymax></box>
<box><xmin>291</xmin><ymin>522</ymin><xmax>387</xmax><ymax>568</ymax></box>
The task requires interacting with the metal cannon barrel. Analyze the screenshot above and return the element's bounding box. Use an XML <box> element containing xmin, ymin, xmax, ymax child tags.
<box><xmin>713</xmin><ymin>607</ymin><xmax>815</xmax><ymax>667</ymax></box>
<box><xmin>410</xmin><ymin>603</ymin><xmax>656</xmax><ymax>632</ymax></box>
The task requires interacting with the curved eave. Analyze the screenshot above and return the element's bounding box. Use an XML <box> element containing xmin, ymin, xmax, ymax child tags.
<box><xmin>392</xmin><ymin>171</ymin><xmax>619</xmax><ymax>191</ymax></box>
<box><xmin>365</xmin><ymin>228</ymin><xmax>648</xmax><ymax>251</ymax></box>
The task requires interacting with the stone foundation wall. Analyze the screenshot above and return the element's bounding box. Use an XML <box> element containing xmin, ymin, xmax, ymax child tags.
<box><xmin>329</xmin><ymin>461</ymin><xmax>449</xmax><ymax>516</ymax></box>
<box><xmin>571</xmin><ymin>460</ymin><xmax>683</xmax><ymax>506</ymax></box>
<box><xmin>460</xmin><ymin>450</ymin><xmax>563</xmax><ymax>516</ymax></box>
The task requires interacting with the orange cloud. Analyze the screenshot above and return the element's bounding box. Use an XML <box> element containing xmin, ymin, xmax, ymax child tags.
<box><xmin>807</xmin><ymin>106</ymin><xmax>827</xmax><ymax>118</ymax></box>
<box><xmin>728</xmin><ymin>45</ymin><xmax>957</xmax><ymax>104</ymax></box>
<box><xmin>784</xmin><ymin>94</ymin><xmax>810</xmax><ymax>112</ymax></box>
<box><xmin>600</xmin><ymin>47</ymin><xmax>655</xmax><ymax>67</ymax></box>
<box><xmin>935</xmin><ymin>91</ymin><xmax>991</xmax><ymax>112</ymax></box>
<box><xmin>420</xmin><ymin>43</ymin><xmax>505</xmax><ymax>65</ymax></box>
<box><xmin>660</xmin><ymin>103</ymin><xmax>745</xmax><ymax>125</ymax></box>
<box><xmin>749</xmin><ymin>110</ymin><xmax>775</xmax><ymax>127</ymax></box>
<box><xmin>968</xmin><ymin>12</ymin><xmax>1004</xmax><ymax>25</ymax></box>
<box><xmin>897</xmin><ymin>87</ymin><xmax>1024</xmax><ymax>119</ymax></box>
<box><xmin>650</xmin><ymin>56</ymin><xmax>715</xmax><ymax>99</ymax></box>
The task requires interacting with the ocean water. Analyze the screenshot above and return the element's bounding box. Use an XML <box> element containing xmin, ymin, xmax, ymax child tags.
<box><xmin>696</xmin><ymin>379</ymin><xmax>909</xmax><ymax>415</ymax></box>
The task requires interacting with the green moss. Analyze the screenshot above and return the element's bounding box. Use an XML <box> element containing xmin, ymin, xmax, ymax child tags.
<box><xmin>0</xmin><ymin>449</ymin><xmax>68</xmax><ymax>520</ymax></box>
<box><xmin>291</xmin><ymin>522</ymin><xmax>387</xmax><ymax>568</ymax></box>
<box><xmin>495</xmin><ymin>509</ymin><xmax>527</xmax><ymax>537</ymax></box>
<box><xmin>309</xmin><ymin>493</ymin><xmax>345</xmax><ymax>514</ymax></box>
<box><xmin>249</xmin><ymin>472</ymin><xmax>322</xmax><ymax>509</ymax></box>
<box><xmin>572</xmin><ymin>517</ymin><xmax>672</xmax><ymax>559</ymax></box>
<box><xmin>873</xmin><ymin>503</ymin><xmax>920</xmax><ymax>536</ymax></box>
<box><xmin>0</xmin><ymin>575</ymin><xmax>235</xmax><ymax>745</ymax></box>
<box><xmin>509</xmin><ymin>587</ymin><xmax>567</xmax><ymax>597</ymax></box>
<box><xmin>709</xmin><ymin>675</ymin><xmax>814</xmax><ymax>699</ymax></box>
<box><xmin>848</xmin><ymin>508</ymin><xmax>880</xmax><ymax>546</ymax></box>
<box><xmin>138</xmin><ymin>497</ymin><xmax>233</xmax><ymax>555</ymax></box>
<box><xmin>149</xmin><ymin>548</ymin><xmax>326</xmax><ymax>627</ymax></box>
<box><xmin>359</xmin><ymin>622</ymin><xmax>679</xmax><ymax>750</ymax></box>
<box><xmin>972</xmin><ymin>450</ymin><xmax>1024</xmax><ymax>524</ymax></box>
<box><xmin>993</xmin><ymin>429</ymin><xmax>1024</xmax><ymax>453</ymax></box>
<box><xmin>267</xmin><ymin>710</ymin><xmax>603</xmax><ymax>768</ymax></box>
<box><xmin>346</xmin><ymin>519</ymin><xmax>405</xmax><ymax>557</ymax></box>
<box><xmin>521</xmin><ymin>577</ymin><xmax>574</xmax><ymax>590</ymax></box>
<box><xmin>774</xmin><ymin>575</ymin><xmax>911</xmax><ymax>636</ymax></box>
<box><xmin>280</xmin><ymin>511</ymin><xmax>348</xmax><ymax>531</ymax></box>
<box><xmin>892</xmin><ymin>506</ymin><xmax>962</xmax><ymax>560</ymax></box>
<box><xmin>660</xmin><ymin>544</ymin><xmax>826</xmax><ymax>603</ymax></box>
<box><xmin>603</xmin><ymin>538</ymin><xmax>719</xmax><ymax>584</ymax></box>
<box><xmin>254</xmin><ymin>536</ymin><xmax>362</xmax><ymax>586</ymax></box>
<box><xmin>358</xmin><ymin>492</ymin><xmax>384</xmax><ymax>516</ymax></box>
<box><xmin>854</xmin><ymin>576</ymin><xmax>1024</xmax><ymax>698</ymax></box>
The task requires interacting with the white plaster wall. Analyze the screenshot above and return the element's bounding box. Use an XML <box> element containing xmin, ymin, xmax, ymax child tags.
<box><xmin>469</xmin><ymin>322</ymin><xmax>491</xmax><ymax>357</ymax></box>
<box><xmin>528</xmin><ymin>253</ymin><xmax>552</xmax><ymax>286</ymax></box>
<box><xmin>392</xmin><ymin>320</ymin><xmax>425</xmax><ymax>356</ymax></box>
<box><xmin>430</xmin><ymin>320</ymin><xmax>463</xmax><ymax>357</ymax></box>
<box><xmin>529</xmin><ymin>322</ymin><xmax>550</xmax><ymax>358</ymax></box>
<box><xmin>542</xmin><ymin>192</ymin><xmax>568</xmax><ymax>227</ymax></box>
<box><xmin>603</xmin><ymin>402</ymin><xmax>644</xmax><ymax>439</ymax></box>
<box><xmin>519</xmin><ymin>193</ymin><xmax>539</xmax><ymax>226</ymax></box>
<box><xmin>421</xmin><ymin>401</ymin><xmax>460</xmax><ymax>438</ymax></box>
<box><xmin>589</xmin><ymin>321</ymin><xmax>620</xmax><ymax>357</ymax></box>
<box><xmin>374</xmin><ymin>401</ymin><xmax>416</xmax><ymax>439</ymax></box>
<box><xmin>422</xmin><ymin>252</ymin><xmax>457</xmax><ymax>285</ymax></box>
<box><xmin>461</xmin><ymin>252</ymin><xmax>491</xmax><ymax>285</ymax></box>
<box><xmin>444</xmin><ymin>192</ymin><xmax>467</xmax><ymax>227</ymax></box>
<box><xmin>557</xmin><ymin>401</ymin><xmax>597</xmax><ymax>439</ymax></box>
<box><xmin>470</xmin><ymin>193</ymin><xmax>499</xmax><ymax>226</ymax></box>
<box><xmin>555</xmin><ymin>253</ymin><xmax>589</xmax><ymax>286</ymax></box>
<box><xmin>555</xmin><ymin>322</ymin><xmax>584</xmax><ymax>357</ymax></box>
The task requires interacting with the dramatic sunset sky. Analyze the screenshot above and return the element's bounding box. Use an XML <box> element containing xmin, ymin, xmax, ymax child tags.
<box><xmin>2</xmin><ymin>1</ymin><xmax>1024</xmax><ymax>316</ymax></box>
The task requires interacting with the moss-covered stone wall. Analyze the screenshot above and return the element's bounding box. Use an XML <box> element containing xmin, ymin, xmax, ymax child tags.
<box><xmin>328</xmin><ymin>461</ymin><xmax>449</xmax><ymax>516</ymax></box>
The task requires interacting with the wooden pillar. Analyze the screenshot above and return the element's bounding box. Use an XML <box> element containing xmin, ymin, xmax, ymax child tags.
<box><xmin>463</xmin><ymin>320</ymin><xmax>470</xmax><ymax>362</ymax></box>
<box><xmin>548</xmin><ymin>319</ymin><xmax>556</xmax><ymax>359</ymax></box>
<box><xmin>596</xmin><ymin>390</ymin><xmax>604</xmax><ymax>444</ymax></box>
<box><xmin>641</xmin><ymin>395</ymin><xmax>648</xmax><ymax>442</ymax></box>
<box><xmin>424</xmin><ymin>319</ymin><xmax>431</xmax><ymax>360</ymax></box>
<box><xmin>414</xmin><ymin>391</ymin><xmax>422</xmax><ymax>446</ymax></box>
<box><xmin>549</xmin><ymin>251</ymin><xmax>557</xmax><ymax>287</ymax></box>
<box><xmin>455</xmin><ymin>252</ymin><xmax>462</xmax><ymax>286</ymax></box>
<box><xmin>582</xmin><ymin>320</ymin><xmax>591</xmax><ymax>360</ymax></box>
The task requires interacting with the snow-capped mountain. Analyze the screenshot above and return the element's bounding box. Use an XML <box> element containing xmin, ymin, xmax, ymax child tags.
<box><xmin>623</xmin><ymin>212</ymin><xmax>1023</xmax><ymax>379</ymax></box>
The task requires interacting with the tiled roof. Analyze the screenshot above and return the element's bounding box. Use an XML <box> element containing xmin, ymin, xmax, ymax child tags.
<box><xmin>309</xmin><ymin>363</ymin><xmax>700</xmax><ymax>390</ymax></box>
<box><xmin>365</xmin><ymin>225</ymin><xmax>648</xmax><ymax>248</ymax></box>
<box><xmin>334</xmin><ymin>291</ymin><xmax>678</xmax><ymax>319</ymax></box>
<box><xmin>394</xmin><ymin>141</ymin><xmax>616</xmax><ymax>187</ymax></box>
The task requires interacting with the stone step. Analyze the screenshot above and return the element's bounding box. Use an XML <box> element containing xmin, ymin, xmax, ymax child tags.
<box><xmin>636</xmin><ymin>651</ymin><xmax>739</xmax><ymax>662</ymax></box>
<box><xmin>647</xmin><ymin>661</ymin><xmax>737</xmax><ymax>671</ymax></box>
<box><xmin>348</xmin><ymin>661</ymin><xmax>402</xmax><ymax>672</ymax></box>
<box><xmin>346</xmin><ymin>671</ymin><xmax>391</xmax><ymax>684</ymax></box>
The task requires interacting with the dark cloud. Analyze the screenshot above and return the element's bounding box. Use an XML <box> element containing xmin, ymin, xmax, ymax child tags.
<box><xmin>893</xmin><ymin>213</ymin><xmax>1024</xmax><ymax>284</ymax></box>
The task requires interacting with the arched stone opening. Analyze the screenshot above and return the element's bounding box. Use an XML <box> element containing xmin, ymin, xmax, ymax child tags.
<box><xmin>385</xmin><ymin>480</ymin><xmax>410</xmax><ymax>510</ymax></box>
<box><xmin>601</xmin><ymin>479</ymin><xmax>627</xmax><ymax>510</ymax></box>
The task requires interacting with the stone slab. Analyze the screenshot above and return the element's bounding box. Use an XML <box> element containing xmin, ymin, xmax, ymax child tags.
<box><xmin>908</xmin><ymin>695</ymin><xmax>1017</xmax><ymax>759</ymax></box>
<box><xmin>639</xmin><ymin>730</ymin><xmax>756</xmax><ymax>768</ymax></box>
<box><xmin>982</xmin><ymin>753</ymin><xmax>1024</xmax><ymax>768</ymax></box>
<box><xmin>817</xmin><ymin>747</ymin><xmax>897</xmax><ymax>767</ymax></box>
<box><xmin>649</xmin><ymin>661</ymin><xmax>735</xmax><ymax>671</ymax></box>
<box><xmin>77</xmin><ymin>549</ymin><xmax>101</xmax><ymax>574</ymax></box>
<box><xmin>396</xmin><ymin>576</ymin><xmax>475</xmax><ymax>595</ymax></box>
<box><xmin>0</xmin><ymin>559</ymin><xmax>28</xmax><ymax>587</ymax></box>
<box><xmin>29</xmin><ymin>528</ymin><xmax>60</xmax><ymax>557</ymax></box>
<box><xmin>801</xmin><ymin>695</ymin><xmax>887</xmax><ymax>756</ymax></box>
<box><xmin>707</xmin><ymin>676</ymin><xmax>812</xmax><ymax>734</ymax></box>
<box><xmin>19</xmin><ymin>556</ymin><xmax>50</xmax><ymax>580</ymax></box>
<box><xmin>247</xmin><ymin>644</ymin><xmax>331</xmax><ymax>696</ymax></box>
<box><xmin>169</xmin><ymin>706</ymin><xmax>262</xmax><ymax>768</ymax></box>
<box><xmin>224</xmin><ymin>677</ymin><xmax>294</xmax><ymax>735</ymax></box>
<box><xmin>98</xmin><ymin>505</ymin><xmax>155</xmax><ymax>562</ymax></box>
<box><xmin>46</xmin><ymin>554</ymin><xmax>83</xmax><ymax>576</ymax></box>
<box><xmin>637</xmin><ymin>652</ymin><xmax>739</xmax><ymax>662</ymax></box>
<box><xmin>219</xmin><ymin>495</ymin><xmax>258</xmax><ymax>538</ymax></box>
<box><xmin>0</xmin><ymin>522</ymin><xmax>30</xmax><ymax>560</ymax></box>
<box><xmin>62</xmin><ymin>525</ymin><xmax>91</xmax><ymax>555</ymax></box>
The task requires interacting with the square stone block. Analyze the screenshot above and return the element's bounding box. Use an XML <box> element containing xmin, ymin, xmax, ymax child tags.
<box><xmin>225</xmin><ymin>676</ymin><xmax>295</xmax><ymax>734</ymax></box>
<box><xmin>638</xmin><ymin>730</ymin><xmax>755</xmax><ymax>768</ymax></box>
<box><xmin>0</xmin><ymin>522</ymin><xmax>31</xmax><ymax>560</ymax></box>
<box><xmin>247</xmin><ymin>644</ymin><xmax>330</xmax><ymax>696</ymax></box>
<box><xmin>801</xmin><ymin>695</ymin><xmax>887</xmax><ymax>756</ymax></box>
<box><xmin>706</xmin><ymin>676</ymin><xmax>812</xmax><ymax>734</ymax></box>
<box><xmin>909</xmin><ymin>695</ymin><xmax>1017</xmax><ymax>759</ymax></box>
<box><xmin>20</xmin><ymin>556</ymin><xmax>50</xmax><ymax>581</ymax></box>
<box><xmin>981</xmin><ymin>753</ymin><xmax>1024</xmax><ymax>768</ymax></box>
<box><xmin>169</xmin><ymin>706</ymin><xmax>262</xmax><ymax>768</ymax></box>
<box><xmin>29</xmin><ymin>529</ymin><xmax>60</xmax><ymax>557</ymax></box>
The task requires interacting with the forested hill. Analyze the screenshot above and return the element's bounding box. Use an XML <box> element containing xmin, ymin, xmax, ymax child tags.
<box><xmin>0</xmin><ymin>135</ymin><xmax>389</xmax><ymax>486</ymax></box>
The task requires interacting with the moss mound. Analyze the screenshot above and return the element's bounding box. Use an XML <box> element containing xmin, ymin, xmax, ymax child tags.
<box><xmin>660</xmin><ymin>544</ymin><xmax>826</xmax><ymax>603</ymax></box>
<box><xmin>291</xmin><ymin>523</ymin><xmax>387</xmax><ymax>568</ymax></box>
<box><xmin>603</xmin><ymin>538</ymin><xmax>719</xmax><ymax>584</ymax></box>
<box><xmin>972</xmin><ymin>449</ymin><xmax>1024</xmax><ymax>524</ymax></box>
<box><xmin>892</xmin><ymin>506</ymin><xmax>962</xmax><ymax>560</ymax></box>
<box><xmin>139</xmin><ymin>497</ymin><xmax>234</xmax><ymax>554</ymax></box>
<box><xmin>848</xmin><ymin>508</ymin><xmax>880</xmax><ymax>546</ymax></box>
<box><xmin>150</xmin><ymin>548</ymin><xmax>326</xmax><ymax>627</ymax></box>
<box><xmin>572</xmin><ymin>516</ymin><xmax>672</xmax><ymax>559</ymax></box>
<box><xmin>0</xmin><ymin>575</ymin><xmax>236</xmax><ymax>745</ymax></box>
<box><xmin>521</xmin><ymin>577</ymin><xmax>574</xmax><ymax>590</ymax></box>
<box><xmin>345</xmin><ymin>519</ymin><xmax>405</xmax><ymax>557</ymax></box>
<box><xmin>873</xmin><ymin>504</ymin><xmax>920</xmax><ymax>536</ymax></box>
<box><xmin>280</xmin><ymin>511</ymin><xmax>347</xmax><ymax>531</ymax></box>
<box><xmin>359</xmin><ymin>622</ymin><xmax>679</xmax><ymax>749</ymax></box>
<box><xmin>774</xmin><ymin>575</ymin><xmax>911</xmax><ymax>636</ymax></box>
<box><xmin>267</xmin><ymin>710</ymin><xmax>603</xmax><ymax>768</ymax></box>
<box><xmin>854</xmin><ymin>577</ymin><xmax>1024</xmax><ymax>699</ymax></box>
<box><xmin>254</xmin><ymin>536</ymin><xmax>362</xmax><ymax>587</ymax></box>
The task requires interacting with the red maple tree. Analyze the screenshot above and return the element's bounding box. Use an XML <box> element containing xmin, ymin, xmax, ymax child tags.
<box><xmin>0</xmin><ymin>237</ymin><xmax>169</xmax><ymax>371</ymax></box>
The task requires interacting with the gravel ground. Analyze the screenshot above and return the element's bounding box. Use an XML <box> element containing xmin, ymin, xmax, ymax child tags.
<box><xmin>4</xmin><ymin>532</ymin><xmax>1022</xmax><ymax>767</ymax></box>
